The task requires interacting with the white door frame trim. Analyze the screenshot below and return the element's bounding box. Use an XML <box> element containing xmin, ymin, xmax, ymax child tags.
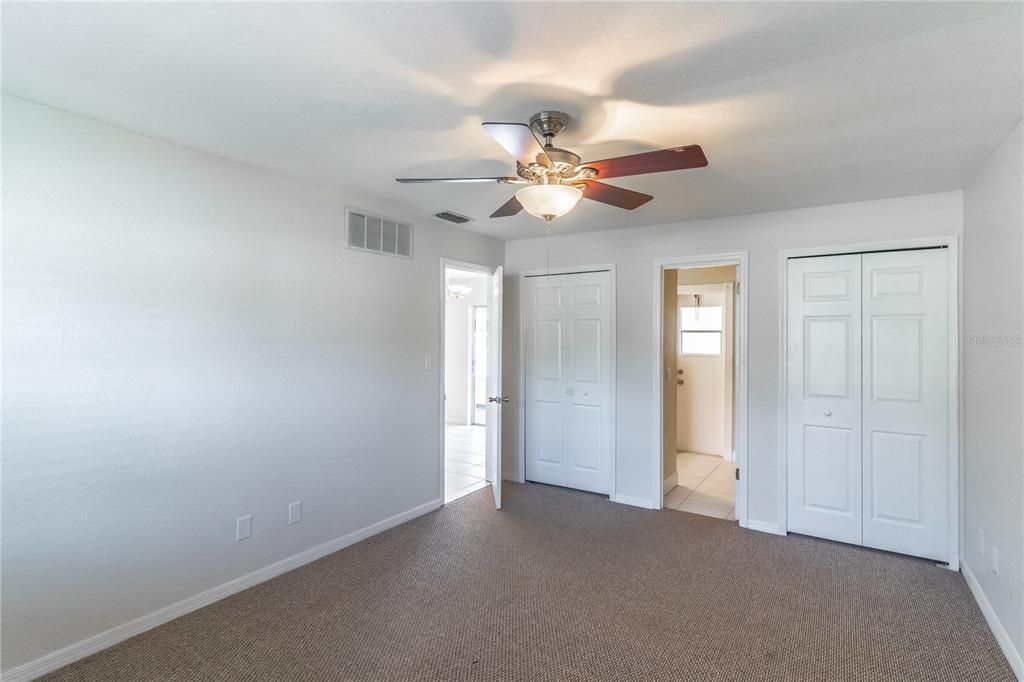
<box><xmin>653</xmin><ymin>253</ymin><xmax>749</xmax><ymax>523</ymax></box>
<box><xmin>439</xmin><ymin>257</ymin><xmax>498</xmax><ymax>503</ymax></box>
<box><xmin>517</xmin><ymin>264</ymin><xmax>617</xmax><ymax>498</ymax></box>
<box><xmin>777</xmin><ymin>236</ymin><xmax>960</xmax><ymax>569</ymax></box>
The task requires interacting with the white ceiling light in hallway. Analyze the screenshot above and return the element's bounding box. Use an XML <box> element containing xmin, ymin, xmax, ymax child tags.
<box><xmin>445</xmin><ymin>281</ymin><xmax>472</xmax><ymax>300</ymax></box>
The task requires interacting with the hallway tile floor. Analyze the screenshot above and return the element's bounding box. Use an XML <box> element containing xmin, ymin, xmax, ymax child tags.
<box><xmin>445</xmin><ymin>424</ymin><xmax>488</xmax><ymax>503</ymax></box>
<box><xmin>664</xmin><ymin>451</ymin><xmax>736</xmax><ymax>520</ymax></box>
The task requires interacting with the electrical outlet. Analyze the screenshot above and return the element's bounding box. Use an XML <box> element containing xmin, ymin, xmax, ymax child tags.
<box><xmin>991</xmin><ymin>546</ymin><xmax>999</xmax><ymax>574</ymax></box>
<box><xmin>236</xmin><ymin>515</ymin><xmax>252</xmax><ymax>541</ymax></box>
<box><xmin>288</xmin><ymin>501</ymin><xmax>302</xmax><ymax>526</ymax></box>
<box><xmin>978</xmin><ymin>528</ymin><xmax>985</xmax><ymax>556</ymax></box>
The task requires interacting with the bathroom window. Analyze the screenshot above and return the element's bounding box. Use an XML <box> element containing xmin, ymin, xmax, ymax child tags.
<box><xmin>679</xmin><ymin>304</ymin><xmax>723</xmax><ymax>356</ymax></box>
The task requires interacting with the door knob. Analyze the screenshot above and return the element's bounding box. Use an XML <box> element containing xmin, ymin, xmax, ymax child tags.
<box><xmin>488</xmin><ymin>396</ymin><xmax>509</xmax><ymax>404</ymax></box>
<box><xmin>824</xmin><ymin>410</ymin><xmax>832</xmax><ymax>417</ymax></box>
<box><xmin>677</xmin><ymin>379</ymin><xmax>684</xmax><ymax>385</ymax></box>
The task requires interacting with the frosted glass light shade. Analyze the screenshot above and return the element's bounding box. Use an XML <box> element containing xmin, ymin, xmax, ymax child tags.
<box><xmin>515</xmin><ymin>184</ymin><xmax>583</xmax><ymax>220</ymax></box>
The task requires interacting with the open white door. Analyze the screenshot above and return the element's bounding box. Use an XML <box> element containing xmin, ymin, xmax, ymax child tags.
<box><xmin>485</xmin><ymin>266</ymin><xmax>504</xmax><ymax>509</ymax></box>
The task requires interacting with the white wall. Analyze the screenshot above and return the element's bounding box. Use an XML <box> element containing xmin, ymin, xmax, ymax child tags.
<box><xmin>0</xmin><ymin>96</ymin><xmax>504</xmax><ymax>672</ymax></box>
<box><xmin>962</xmin><ymin>118</ymin><xmax>1023</xmax><ymax>667</ymax></box>
<box><xmin>444</xmin><ymin>280</ymin><xmax>486</xmax><ymax>424</ymax></box>
<box><xmin>503</xmin><ymin>191</ymin><xmax>963</xmax><ymax>526</ymax></box>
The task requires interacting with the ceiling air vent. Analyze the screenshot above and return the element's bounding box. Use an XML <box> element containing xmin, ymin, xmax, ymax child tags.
<box><xmin>347</xmin><ymin>208</ymin><xmax>413</xmax><ymax>259</ymax></box>
<box><xmin>434</xmin><ymin>211</ymin><xmax>473</xmax><ymax>225</ymax></box>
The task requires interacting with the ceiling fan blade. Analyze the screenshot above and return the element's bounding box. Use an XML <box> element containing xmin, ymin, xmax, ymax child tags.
<box><xmin>490</xmin><ymin>194</ymin><xmax>523</xmax><ymax>218</ymax></box>
<box><xmin>583</xmin><ymin>145</ymin><xmax>708</xmax><ymax>179</ymax></box>
<box><xmin>395</xmin><ymin>176</ymin><xmax>519</xmax><ymax>184</ymax></box>
<box><xmin>578</xmin><ymin>181</ymin><xmax>653</xmax><ymax>210</ymax></box>
<box><xmin>482</xmin><ymin>123</ymin><xmax>552</xmax><ymax>168</ymax></box>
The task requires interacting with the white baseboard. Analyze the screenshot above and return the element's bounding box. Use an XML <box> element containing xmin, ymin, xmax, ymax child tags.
<box><xmin>2</xmin><ymin>497</ymin><xmax>443</xmax><ymax>682</ymax></box>
<box><xmin>663</xmin><ymin>472</ymin><xmax>678</xmax><ymax>492</ymax></box>
<box><xmin>962</xmin><ymin>561</ymin><xmax>1023</xmax><ymax>680</ymax></box>
<box><xmin>610</xmin><ymin>494</ymin><xmax>657</xmax><ymax>509</ymax></box>
<box><xmin>744</xmin><ymin>519</ymin><xmax>786</xmax><ymax>536</ymax></box>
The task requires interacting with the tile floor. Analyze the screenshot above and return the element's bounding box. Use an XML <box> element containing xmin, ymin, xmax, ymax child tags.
<box><xmin>664</xmin><ymin>451</ymin><xmax>736</xmax><ymax>520</ymax></box>
<box><xmin>445</xmin><ymin>424</ymin><xmax>488</xmax><ymax>503</ymax></box>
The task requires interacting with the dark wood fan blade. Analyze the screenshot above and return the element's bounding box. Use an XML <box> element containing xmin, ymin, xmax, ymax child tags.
<box><xmin>482</xmin><ymin>123</ymin><xmax>552</xmax><ymax>168</ymax></box>
<box><xmin>490</xmin><ymin>194</ymin><xmax>523</xmax><ymax>218</ymax></box>
<box><xmin>578</xmin><ymin>181</ymin><xmax>653</xmax><ymax>210</ymax></box>
<box><xmin>583</xmin><ymin>145</ymin><xmax>707</xmax><ymax>179</ymax></box>
<box><xmin>395</xmin><ymin>176</ymin><xmax>519</xmax><ymax>184</ymax></box>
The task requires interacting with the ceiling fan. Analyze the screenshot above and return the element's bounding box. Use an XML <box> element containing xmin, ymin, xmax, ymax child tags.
<box><xmin>396</xmin><ymin>111</ymin><xmax>708</xmax><ymax>226</ymax></box>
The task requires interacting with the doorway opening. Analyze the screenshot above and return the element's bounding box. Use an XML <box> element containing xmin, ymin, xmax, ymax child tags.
<box><xmin>444</xmin><ymin>267</ymin><xmax>489</xmax><ymax>502</ymax></box>
<box><xmin>661</xmin><ymin>265</ymin><xmax>738</xmax><ymax>520</ymax></box>
<box><xmin>441</xmin><ymin>261</ymin><xmax>504</xmax><ymax>508</ymax></box>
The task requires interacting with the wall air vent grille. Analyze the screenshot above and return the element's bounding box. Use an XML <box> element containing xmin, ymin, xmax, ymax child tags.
<box><xmin>434</xmin><ymin>211</ymin><xmax>473</xmax><ymax>225</ymax></box>
<box><xmin>347</xmin><ymin>209</ymin><xmax>413</xmax><ymax>258</ymax></box>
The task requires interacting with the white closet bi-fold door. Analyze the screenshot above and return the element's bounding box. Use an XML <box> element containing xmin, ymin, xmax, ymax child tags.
<box><xmin>523</xmin><ymin>271</ymin><xmax>612</xmax><ymax>494</ymax></box>
<box><xmin>786</xmin><ymin>249</ymin><xmax>950</xmax><ymax>562</ymax></box>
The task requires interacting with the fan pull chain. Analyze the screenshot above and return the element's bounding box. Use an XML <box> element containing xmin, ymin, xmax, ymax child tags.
<box><xmin>545</xmin><ymin>217</ymin><xmax>552</xmax><ymax>276</ymax></box>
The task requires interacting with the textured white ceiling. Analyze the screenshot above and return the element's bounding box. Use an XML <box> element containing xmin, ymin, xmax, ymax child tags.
<box><xmin>3</xmin><ymin>2</ymin><xmax>1021</xmax><ymax>240</ymax></box>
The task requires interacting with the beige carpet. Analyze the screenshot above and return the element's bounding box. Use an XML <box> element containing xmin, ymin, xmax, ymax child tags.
<box><xmin>43</xmin><ymin>483</ymin><xmax>1012</xmax><ymax>681</ymax></box>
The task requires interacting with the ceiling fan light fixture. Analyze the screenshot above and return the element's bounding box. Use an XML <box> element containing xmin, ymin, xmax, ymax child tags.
<box><xmin>396</xmin><ymin>112</ymin><xmax>708</xmax><ymax>223</ymax></box>
<box><xmin>515</xmin><ymin>183</ymin><xmax>583</xmax><ymax>221</ymax></box>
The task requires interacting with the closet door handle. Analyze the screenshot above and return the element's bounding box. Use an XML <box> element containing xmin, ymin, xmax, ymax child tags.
<box><xmin>824</xmin><ymin>410</ymin><xmax>832</xmax><ymax>417</ymax></box>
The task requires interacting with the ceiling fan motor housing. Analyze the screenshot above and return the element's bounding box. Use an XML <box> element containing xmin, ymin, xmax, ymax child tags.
<box><xmin>544</xmin><ymin>146</ymin><xmax>582</xmax><ymax>168</ymax></box>
<box><xmin>519</xmin><ymin>111</ymin><xmax>597</xmax><ymax>183</ymax></box>
<box><xmin>517</xmin><ymin>150</ymin><xmax>594</xmax><ymax>183</ymax></box>
<box><xmin>529</xmin><ymin>110</ymin><xmax>570</xmax><ymax>141</ymax></box>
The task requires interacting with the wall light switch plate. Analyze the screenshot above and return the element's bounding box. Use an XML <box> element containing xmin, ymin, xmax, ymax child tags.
<box><xmin>978</xmin><ymin>528</ymin><xmax>985</xmax><ymax>556</ymax></box>
<box><xmin>424</xmin><ymin>353</ymin><xmax>432</xmax><ymax>371</ymax></box>
<box><xmin>991</xmin><ymin>546</ymin><xmax>999</xmax><ymax>575</ymax></box>
<box><xmin>288</xmin><ymin>501</ymin><xmax>302</xmax><ymax>526</ymax></box>
<box><xmin>236</xmin><ymin>515</ymin><xmax>252</xmax><ymax>541</ymax></box>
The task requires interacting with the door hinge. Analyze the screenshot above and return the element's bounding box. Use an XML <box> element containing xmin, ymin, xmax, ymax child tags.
<box><xmin>735</xmin><ymin>468</ymin><xmax>740</xmax><ymax>481</ymax></box>
<box><xmin>735</xmin><ymin>281</ymin><xmax>740</xmax><ymax>295</ymax></box>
